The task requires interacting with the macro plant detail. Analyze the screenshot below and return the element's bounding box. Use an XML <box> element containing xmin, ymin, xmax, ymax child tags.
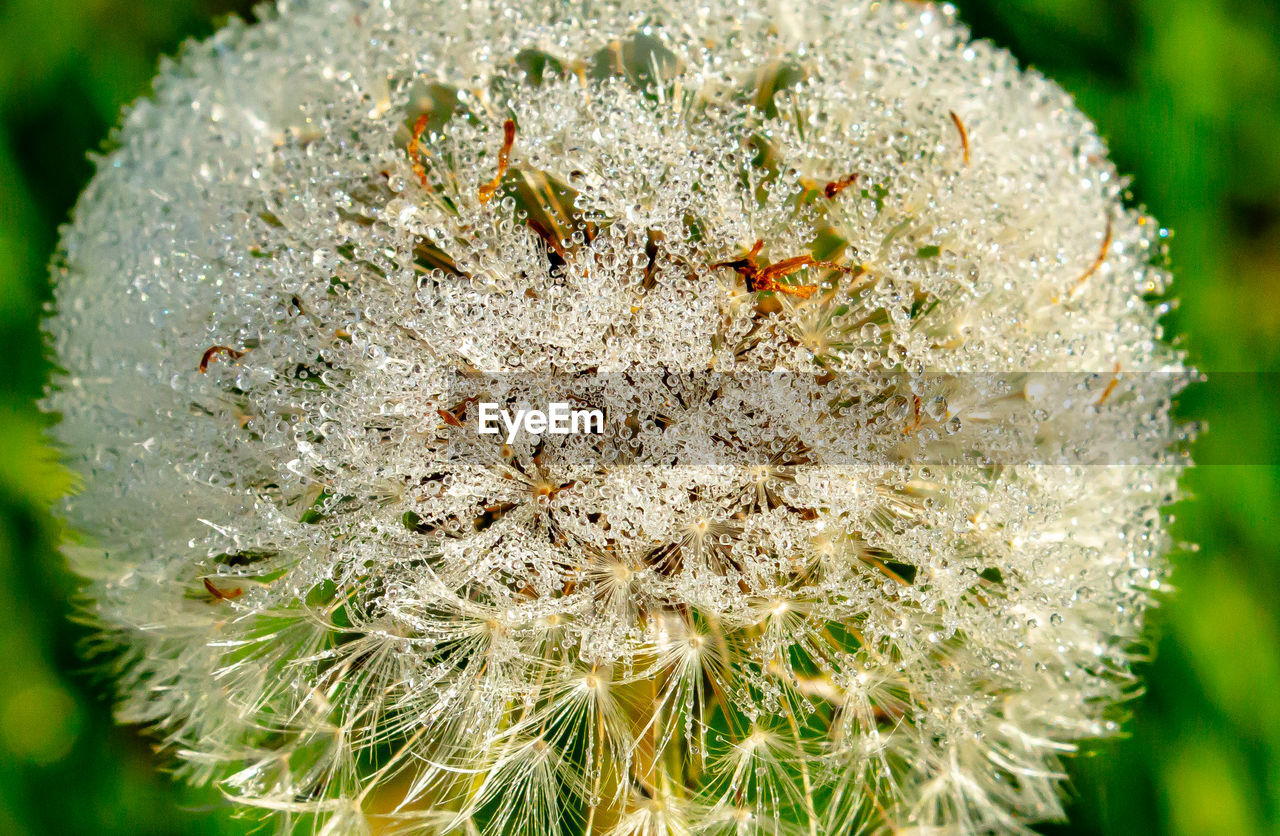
<box><xmin>45</xmin><ymin>1</ymin><xmax>1189</xmax><ymax>834</ymax></box>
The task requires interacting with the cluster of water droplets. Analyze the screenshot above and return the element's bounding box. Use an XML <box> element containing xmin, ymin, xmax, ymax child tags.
<box><xmin>46</xmin><ymin>1</ymin><xmax>1188</xmax><ymax>833</ymax></box>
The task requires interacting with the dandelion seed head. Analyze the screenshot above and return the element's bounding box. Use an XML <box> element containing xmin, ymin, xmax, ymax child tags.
<box><xmin>47</xmin><ymin>0</ymin><xmax>1187</xmax><ymax>832</ymax></box>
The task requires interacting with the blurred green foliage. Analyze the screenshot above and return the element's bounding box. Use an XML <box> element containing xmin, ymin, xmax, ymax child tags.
<box><xmin>0</xmin><ymin>1</ymin><xmax>1277</xmax><ymax>833</ymax></box>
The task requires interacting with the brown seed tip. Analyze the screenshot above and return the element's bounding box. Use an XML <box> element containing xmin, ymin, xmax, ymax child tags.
<box><xmin>949</xmin><ymin>110</ymin><xmax>970</xmax><ymax>167</ymax></box>
<box><xmin>1067</xmin><ymin>218</ymin><xmax>1114</xmax><ymax>298</ymax></box>
<box><xmin>823</xmin><ymin>173</ymin><xmax>858</xmax><ymax>199</ymax></box>
<box><xmin>406</xmin><ymin>112</ymin><xmax>431</xmax><ymax>189</ymax></box>
<box><xmin>478</xmin><ymin>118</ymin><xmax>517</xmax><ymax>204</ymax></box>
<box><xmin>198</xmin><ymin>345</ymin><xmax>245</xmax><ymax>373</ymax></box>
<box><xmin>203</xmin><ymin>577</ymin><xmax>243</xmax><ymax>601</ymax></box>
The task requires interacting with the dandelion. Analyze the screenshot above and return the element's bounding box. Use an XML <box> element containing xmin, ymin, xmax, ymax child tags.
<box><xmin>46</xmin><ymin>0</ymin><xmax>1189</xmax><ymax>833</ymax></box>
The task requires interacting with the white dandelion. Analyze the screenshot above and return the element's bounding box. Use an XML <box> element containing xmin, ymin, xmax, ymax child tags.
<box><xmin>45</xmin><ymin>0</ymin><xmax>1190</xmax><ymax>833</ymax></box>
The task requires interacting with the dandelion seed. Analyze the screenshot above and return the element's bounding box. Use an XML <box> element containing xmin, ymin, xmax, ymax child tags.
<box><xmin>45</xmin><ymin>1</ymin><xmax>1187</xmax><ymax>833</ymax></box>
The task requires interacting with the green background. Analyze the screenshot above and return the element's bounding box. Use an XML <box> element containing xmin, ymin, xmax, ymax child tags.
<box><xmin>0</xmin><ymin>1</ymin><xmax>1276</xmax><ymax>833</ymax></box>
